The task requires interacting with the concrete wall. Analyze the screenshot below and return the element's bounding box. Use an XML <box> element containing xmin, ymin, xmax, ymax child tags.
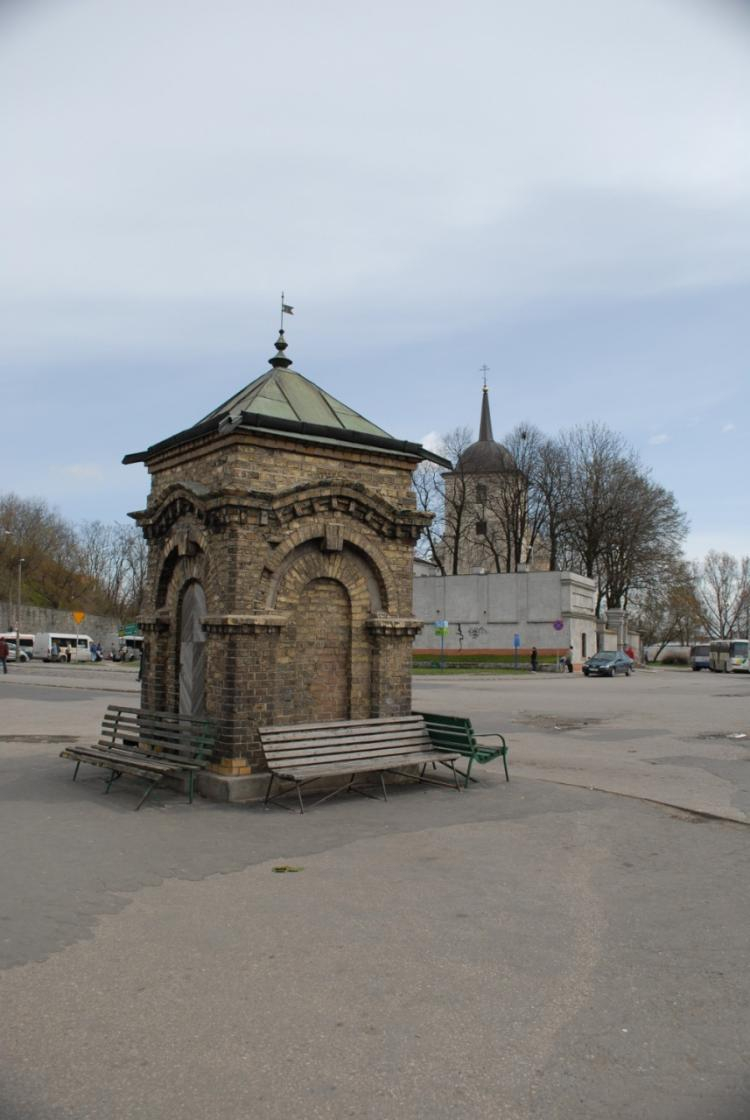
<box><xmin>413</xmin><ymin>570</ymin><xmax>600</xmax><ymax>663</ymax></box>
<box><xmin>0</xmin><ymin>601</ymin><xmax>122</xmax><ymax>653</ymax></box>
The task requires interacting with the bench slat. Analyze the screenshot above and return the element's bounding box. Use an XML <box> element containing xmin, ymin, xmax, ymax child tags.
<box><xmin>101</xmin><ymin>717</ymin><xmax>214</xmax><ymax>744</ymax></box>
<box><xmin>259</xmin><ymin>714</ymin><xmax>466</xmax><ymax>811</ymax></box>
<box><xmin>263</xmin><ymin>730</ymin><xmax>429</xmax><ymax>748</ymax></box>
<box><xmin>260</xmin><ymin>715</ymin><xmax>423</xmax><ymax>736</ymax></box>
<box><xmin>275</xmin><ymin>750</ymin><xmax>461</xmax><ymax>781</ymax></box>
<box><xmin>61</xmin><ymin>748</ymin><xmax>176</xmax><ymax>774</ymax></box>
<box><xmin>61</xmin><ymin>704</ymin><xmax>217</xmax><ymax>809</ymax></box>
<box><xmin>263</xmin><ymin>731</ymin><xmax>432</xmax><ymax>757</ymax></box>
<box><xmin>104</xmin><ymin>703</ymin><xmax>213</xmax><ymax>727</ymax></box>
<box><xmin>261</xmin><ymin>734</ymin><xmax>429</xmax><ymax>755</ymax></box>
<box><xmin>99</xmin><ymin>738</ymin><xmax>214</xmax><ymax>758</ymax></box>
<box><xmin>264</xmin><ymin>744</ymin><xmax>435</xmax><ymax>768</ymax></box>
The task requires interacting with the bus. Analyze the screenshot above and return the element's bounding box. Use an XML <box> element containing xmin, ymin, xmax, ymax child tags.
<box><xmin>34</xmin><ymin>632</ymin><xmax>93</xmax><ymax>662</ymax></box>
<box><xmin>708</xmin><ymin>639</ymin><xmax>749</xmax><ymax>673</ymax></box>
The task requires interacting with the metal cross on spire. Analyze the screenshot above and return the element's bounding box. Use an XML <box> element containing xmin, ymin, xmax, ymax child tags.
<box><xmin>280</xmin><ymin>292</ymin><xmax>294</xmax><ymax>330</ymax></box>
<box><xmin>479</xmin><ymin>364</ymin><xmax>490</xmax><ymax>388</ymax></box>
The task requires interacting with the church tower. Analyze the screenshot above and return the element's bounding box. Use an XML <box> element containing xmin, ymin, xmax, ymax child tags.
<box><xmin>442</xmin><ymin>385</ymin><xmax>521</xmax><ymax>574</ymax></box>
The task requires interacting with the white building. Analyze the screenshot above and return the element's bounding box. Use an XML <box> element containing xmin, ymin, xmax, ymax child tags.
<box><xmin>413</xmin><ymin>569</ymin><xmax>600</xmax><ymax>664</ymax></box>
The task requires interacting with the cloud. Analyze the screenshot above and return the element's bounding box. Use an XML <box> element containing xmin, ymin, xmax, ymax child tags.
<box><xmin>721</xmin><ymin>422</ymin><xmax>736</xmax><ymax>433</ymax></box>
<box><xmin>2</xmin><ymin>0</ymin><xmax>750</xmax><ymax>362</ymax></box>
<box><xmin>59</xmin><ymin>464</ymin><xmax>105</xmax><ymax>481</ymax></box>
<box><xmin>420</xmin><ymin>431</ymin><xmax>444</xmax><ymax>454</ymax></box>
<box><xmin>648</xmin><ymin>433</ymin><xmax>670</xmax><ymax>446</ymax></box>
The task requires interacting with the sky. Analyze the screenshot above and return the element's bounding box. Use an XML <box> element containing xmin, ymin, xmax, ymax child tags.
<box><xmin>2</xmin><ymin>0</ymin><xmax>749</xmax><ymax>559</ymax></box>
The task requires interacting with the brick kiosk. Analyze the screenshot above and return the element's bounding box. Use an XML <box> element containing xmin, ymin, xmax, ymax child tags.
<box><xmin>125</xmin><ymin>331</ymin><xmax>448</xmax><ymax>800</ymax></box>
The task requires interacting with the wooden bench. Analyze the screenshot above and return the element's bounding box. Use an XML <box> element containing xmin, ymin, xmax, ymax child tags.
<box><xmin>60</xmin><ymin>704</ymin><xmax>217</xmax><ymax>810</ymax></box>
<box><xmin>416</xmin><ymin>711</ymin><xmax>509</xmax><ymax>787</ymax></box>
<box><xmin>259</xmin><ymin>715</ymin><xmax>463</xmax><ymax>812</ymax></box>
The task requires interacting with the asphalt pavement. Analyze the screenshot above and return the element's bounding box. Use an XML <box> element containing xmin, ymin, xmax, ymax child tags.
<box><xmin>0</xmin><ymin>666</ymin><xmax>748</xmax><ymax>1120</ymax></box>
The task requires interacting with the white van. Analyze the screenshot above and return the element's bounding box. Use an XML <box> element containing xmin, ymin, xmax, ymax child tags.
<box><xmin>0</xmin><ymin>633</ymin><xmax>35</xmax><ymax>661</ymax></box>
<box><xmin>34</xmin><ymin>632</ymin><xmax>93</xmax><ymax>662</ymax></box>
<box><xmin>117</xmin><ymin>635</ymin><xmax>143</xmax><ymax>661</ymax></box>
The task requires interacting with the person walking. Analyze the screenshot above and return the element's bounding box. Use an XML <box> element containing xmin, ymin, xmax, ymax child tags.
<box><xmin>530</xmin><ymin>646</ymin><xmax>538</xmax><ymax>672</ymax></box>
<box><xmin>0</xmin><ymin>636</ymin><xmax>9</xmax><ymax>674</ymax></box>
<box><xmin>566</xmin><ymin>646</ymin><xmax>574</xmax><ymax>673</ymax></box>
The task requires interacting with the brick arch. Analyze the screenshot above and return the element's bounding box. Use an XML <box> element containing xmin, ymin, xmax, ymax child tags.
<box><xmin>271</xmin><ymin>543</ymin><xmax>374</xmax><ymax>614</ymax></box>
<box><xmin>258</xmin><ymin>519</ymin><xmax>398</xmax><ymax>615</ymax></box>
<box><xmin>272</xmin><ymin>544</ymin><xmax>376</xmax><ymax>722</ymax></box>
<box><xmin>139</xmin><ymin>487</ymin><xmax>210</xmax><ymax>540</ymax></box>
<box><xmin>150</xmin><ymin>539</ymin><xmax>212</xmax><ymax>715</ymax></box>
<box><xmin>154</xmin><ymin>523</ymin><xmax>210</xmax><ymax>610</ymax></box>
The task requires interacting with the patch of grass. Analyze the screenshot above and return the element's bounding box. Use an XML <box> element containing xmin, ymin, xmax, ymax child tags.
<box><xmin>413</xmin><ymin>652</ymin><xmax>557</xmax><ymax>673</ymax></box>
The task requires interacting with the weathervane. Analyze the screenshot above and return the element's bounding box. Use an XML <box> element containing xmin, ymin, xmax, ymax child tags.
<box><xmin>280</xmin><ymin>292</ymin><xmax>294</xmax><ymax>330</ymax></box>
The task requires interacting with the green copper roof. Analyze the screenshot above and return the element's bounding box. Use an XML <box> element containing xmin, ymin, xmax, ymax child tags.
<box><xmin>122</xmin><ymin>330</ymin><xmax>451</xmax><ymax>469</ymax></box>
<box><xmin>199</xmin><ymin>366</ymin><xmax>392</xmax><ymax>439</ymax></box>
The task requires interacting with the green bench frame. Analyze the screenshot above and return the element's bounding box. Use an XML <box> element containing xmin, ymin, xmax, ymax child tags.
<box><xmin>60</xmin><ymin>704</ymin><xmax>217</xmax><ymax>810</ymax></box>
<box><xmin>416</xmin><ymin>711</ymin><xmax>509</xmax><ymax>787</ymax></box>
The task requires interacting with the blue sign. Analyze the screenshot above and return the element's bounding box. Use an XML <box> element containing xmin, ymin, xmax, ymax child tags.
<box><xmin>553</xmin><ymin>619</ymin><xmax>564</xmax><ymax>632</ymax></box>
<box><xmin>513</xmin><ymin>633</ymin><xmax>521</xmax><ymax>649</ymax></box>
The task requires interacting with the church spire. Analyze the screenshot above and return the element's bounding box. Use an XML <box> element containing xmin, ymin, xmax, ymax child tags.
<box><xmin>478</xmin><ymin>383</ymin><xmax>494</xmax><ymax>442</ymax></box>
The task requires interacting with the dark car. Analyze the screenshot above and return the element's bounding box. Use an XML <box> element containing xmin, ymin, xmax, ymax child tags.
<box><xmin>582</xmin><ymin>651</ymin><xmax>633</xmax><ymax>677</ymax></box>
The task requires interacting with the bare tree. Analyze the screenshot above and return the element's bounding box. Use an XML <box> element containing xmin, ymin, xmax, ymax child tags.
<box><xmin>0</xmin><ymin>493</ymin><xmax>85</xmax><ymax>609</ymax></box>
<box><xmin>413</xmin><ymin>461</ymin><xmax>447</xmax><ymax>575</ymax></box>
<box><xmin>691</xmin><ymin>551</ymin><xmax>750</xmax><ymax>638</ymax></box>
<box><xmin>121</xmin><ymin>525</ymin><xmax>148</xmax><ymax>615</ymax></box>
<box><xmin>530</xmin><ymin>437</ymin><xmax>570</xmax><ymax>571</ymax></box>
<box><xmin>413</xmin><ymin>428</ymin><xmax>474</xmax><ymax>575</ymax></box>
<box><xmin>599</xmin><ymin>475</ymin><xmax>688</xmax><ymax>610</ymax></box>
<box><xmin>629</xmin><ymin>559</ymin><xmax>701</xmax><ymax>656</ymax></box>
<box><xmin>77</xmin><ymin>521</ymin><xmax>148</xmax><ymax>617</ymax></box>
<box><xmin>0</xmin><ymin>493</ymin><xmax>149</xmax><ymax>619</ymax></box>
<box><xmin>560</xmin><ymin>423</ymin><xmax>635</xmax><ymax>583</ymax></box>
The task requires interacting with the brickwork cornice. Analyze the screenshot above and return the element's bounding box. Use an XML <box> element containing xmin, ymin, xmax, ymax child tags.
<box><xmin>366</xmin><ymin>616</ymin><xmax>424</xmax><ymax>637</ymax></box>
<box><xmin>202</xmin><ymin>613</ymin><xmax>289</xmax><ymax>634</ymax></box>
<box><xmin>137</xmin><ymin>610</ymin><xmax>171</xmax><ymax>633</ymax></box>
<box><xmin>132</xmin><ymin>480</ymin><xmax>430</xmax><ymax>542</ymax></box>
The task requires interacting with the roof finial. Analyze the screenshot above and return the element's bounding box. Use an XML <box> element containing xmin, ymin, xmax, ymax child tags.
<box><xmin>479</xmin><ymin>363</ymin><xmax>490</xmax><ymax>390</ymax></box>
<box><xmin>269</xmin><ymin>328</ymin><xmax>293</xmax><ymax>369</ymax></box>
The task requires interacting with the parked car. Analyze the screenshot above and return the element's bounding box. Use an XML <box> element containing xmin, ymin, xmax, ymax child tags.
<box><xmin>582</xmin><ymin>651</ymin><xmax>633</xmax><ymax>677</ymax></box>
<box><xmin>5</xmin><ymin>642</ymin><xmax>32</xmax><ymax>663</ymax></box>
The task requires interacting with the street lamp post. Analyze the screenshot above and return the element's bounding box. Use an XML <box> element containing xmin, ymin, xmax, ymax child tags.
<box><xmin>16</xmin><ymin>558</ymin><xmax>25</xmax><ymax>663</ymax></box>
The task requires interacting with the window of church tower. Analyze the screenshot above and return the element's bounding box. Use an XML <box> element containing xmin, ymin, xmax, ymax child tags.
<box><xmin>476</xmin><ymin>483</ymin><xmax>487</xmax><ymax>503</ymax></box>
<box><xmin>475</xmin><ymin>519</ymin><xmax>487</xmax><ymax>536</ymax></box>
